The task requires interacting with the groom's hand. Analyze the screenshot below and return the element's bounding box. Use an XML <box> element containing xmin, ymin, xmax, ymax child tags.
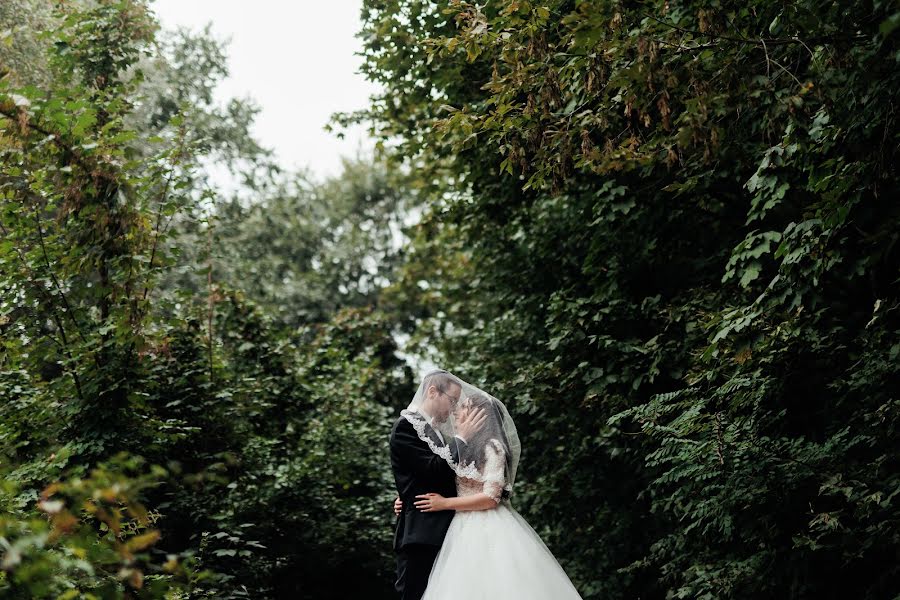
<box><xmin>393</xmin><ymin>496</ymin><xmax>402</xmax><ymax>516</ymax></box>
<box><xmin>456</xmin><ymin>406</ymin><xmax>487</xmax><ymax>442</ymax></box>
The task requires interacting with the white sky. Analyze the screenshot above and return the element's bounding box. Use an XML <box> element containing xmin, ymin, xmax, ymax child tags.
<box><xmin>150</xmin><ymin>0</ymin><xmax>378</xmax><ymax>182</ymax></box>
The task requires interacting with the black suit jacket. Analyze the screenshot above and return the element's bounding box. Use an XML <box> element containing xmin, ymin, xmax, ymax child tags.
<box><xmin>390</xmin><ymin>415</ymin><xmax>463</xmax><ymax>550</ymax></box>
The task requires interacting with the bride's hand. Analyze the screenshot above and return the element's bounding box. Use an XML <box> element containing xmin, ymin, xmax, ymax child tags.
<box><xmin>394</xmin><ymin>496</ymin><xmax>403</xmax><ymax>515</ymax></box>
<box><xmin>414</xmin><ymin>493</ymin><xmax>448</xmax><ymax>512</ymax></box>
<box><xmin>455</xmin><ymin>405</ymin><xmax>487</xmax><ymax>441</ymax></box>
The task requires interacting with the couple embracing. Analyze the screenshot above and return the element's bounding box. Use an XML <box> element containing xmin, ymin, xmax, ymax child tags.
<box><xmin>389</xmin><ymin>369</ymin><xmax>584</xmax><ymax>600</ymax></box>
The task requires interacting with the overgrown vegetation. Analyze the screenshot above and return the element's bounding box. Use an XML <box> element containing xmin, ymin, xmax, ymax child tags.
<box><xmin>2</xmin><ymin>2</ymin><xmax>404</xmax><ymax>597</ymax></box>
<box><xmin>2</xmin><ymin>0</ymin><xmax>898</xmax><ymax>598</ymax></box>
<box><xmin>346</xmin><ymin>1</ymin><xmax>900</xmax><ymax>598</ymax></box>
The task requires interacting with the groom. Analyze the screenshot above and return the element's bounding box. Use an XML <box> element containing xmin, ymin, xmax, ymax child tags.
<box><xmin>389</xmin><ymin>370</ymin><xmax>485</xmax><ymax>600</ymax></box>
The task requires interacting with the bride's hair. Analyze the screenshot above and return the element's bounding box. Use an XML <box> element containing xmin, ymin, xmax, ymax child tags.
<box><xmin>463</xmin><ymin>393</ymin><xmax>513</xmax><ymax>500</ymax></box>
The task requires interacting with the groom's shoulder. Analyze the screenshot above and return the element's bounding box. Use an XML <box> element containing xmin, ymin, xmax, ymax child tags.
<box><xmin>390</xmin><ymin>414</ymin><xmax>418</xmax><ymax>442</ymax></box>
<box><xmin>391</xmin><ymin>414</ymin><xmax>412</xmax><ymax>435</ymax></box>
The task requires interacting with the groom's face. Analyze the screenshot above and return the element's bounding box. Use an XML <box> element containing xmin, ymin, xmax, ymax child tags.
<box><xmin>431</xmin><ymin>382</ymin><xmax>461</xmax><ymax>422</ymax></box>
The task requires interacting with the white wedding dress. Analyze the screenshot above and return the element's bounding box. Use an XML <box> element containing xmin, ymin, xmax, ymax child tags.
<box><xmin>421</xmin><ymin>441</ymin><xmax>584</xmax><ymax>600</ymax></box>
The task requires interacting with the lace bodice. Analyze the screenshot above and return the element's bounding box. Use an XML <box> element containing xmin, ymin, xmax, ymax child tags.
<box><xmin>456</xmin><ymin>439</ymin><xmax>506</xmax><ymax>503</ymax></box>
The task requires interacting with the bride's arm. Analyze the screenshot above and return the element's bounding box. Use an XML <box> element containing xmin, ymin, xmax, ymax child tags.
<box><xmin>414</xmin><ymin>492</ymin><xmax>498</xmax><ymax>512</ymax></box>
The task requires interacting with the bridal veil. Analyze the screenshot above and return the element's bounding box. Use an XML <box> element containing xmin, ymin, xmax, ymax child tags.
<box><xmin>401</xmin><ymin>369</ymin><xmax>522</xmax><ymax>498</ymax></box>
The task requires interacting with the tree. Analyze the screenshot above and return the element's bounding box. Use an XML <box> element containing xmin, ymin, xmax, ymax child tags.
<box><xmin>206</xmin><ymin>157</ymin><xmax>408</xmax><ymax>331</ymax></box>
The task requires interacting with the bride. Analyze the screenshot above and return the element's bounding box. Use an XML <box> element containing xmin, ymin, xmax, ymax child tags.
<box><xmin>394</xmin><ymin>371</ymin><xmax>583</xmax><ymax>600</ymax></box>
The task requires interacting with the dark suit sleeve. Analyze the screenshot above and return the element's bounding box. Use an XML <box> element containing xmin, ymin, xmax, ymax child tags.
<box><xmin>392</xmin><ymin>418</ymin><xmax>466</xmax><ymax>479</ymax></box>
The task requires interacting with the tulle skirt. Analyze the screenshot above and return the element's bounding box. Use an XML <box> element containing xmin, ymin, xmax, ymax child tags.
<box><xmin>421</xmin><ymin>501</ymin><xmax>584</xmax><ymax>599</ymax></box>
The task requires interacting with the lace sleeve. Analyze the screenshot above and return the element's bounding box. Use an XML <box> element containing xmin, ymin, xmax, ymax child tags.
<box><xmin>482</xmin><ymin>440</ymin><xmax>507</xmax><ymax>503</ymax></box>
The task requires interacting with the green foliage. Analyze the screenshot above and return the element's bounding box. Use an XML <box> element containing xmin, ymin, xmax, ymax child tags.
<box><xmin>350</xmin><ymin>1</ymin><xmax>900</xmax><ymax>598</ymax></box>
<box><xmin>1</xmin><ymin>2</ymin><xmax>407</xmax><ymax>598</ymax></box>
<box><xmin>0</xmin><ymin>453</ymin><xmax>202</xmax><ymax>598</ymax></box>
<box><xmin>0</xmin><ymin>0</ymin><xmax>196</xmax><ymax>464</ymax></box>
<box><xmin>205</xmin><ymin>158</ymin><xmax>408</xmax><ymax>330</ymax></box>
<box><xmin>4</xmin><ymin>0</ymin><xmax>898</xmax><ymax>598</ymax></box>
<box><xmin>132</xmin><ymin>290</ymin><xmax>405</xmax><ymax>599</ymax></box>
<box><xmin>0</xmin><ymin>0</ymin><xmax>55</xmax><ymax>89</ymax></box>
<box><xmin>189</xmin><ymin>302</ymin><xmax>406</xmax><ymax>598</ymax></box>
